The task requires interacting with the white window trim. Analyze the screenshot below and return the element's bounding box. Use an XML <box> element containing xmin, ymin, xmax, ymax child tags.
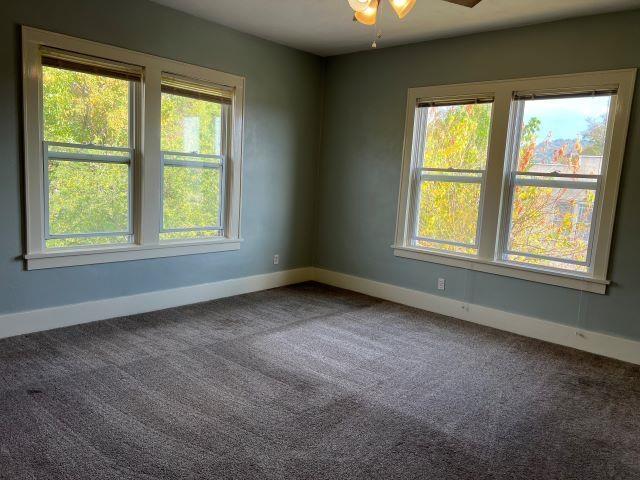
<box><xmin>394</xmin><ymin>70</ymin><xmax>636</xmax><ymax>294</ymax></box>
<box><xmin>22</xmin><ymin>27</ymin><xmax>245</xmax><ymax>270</ymax></box>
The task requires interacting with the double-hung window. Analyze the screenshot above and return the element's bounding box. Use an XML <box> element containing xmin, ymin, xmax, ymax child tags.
<box><xmin>499</xmin><ymin>92</ymin><xmax>615</xmax><ymax>273</ymax></box>
<box><xmin>160</xmin><ymin>75</ymin><xmax>231</xmax><ymax>241</ymax></box>
<box><xmin>409</xmin><ymin>98</ymin><xmax>493</xmax><ymax>255</ymax></box>
<box><xmin>41</xmin><ymin>50</ymin><xmax>141</xmax><ymax>249</ymax></box>
<box><xmin>22</xmin><ymin>27</ymin><xmax>245</xmax><ymax>269</ymax></box>
<box><xmin>395</xmin><ymin>70</ymin><xmax>635</xmax><ymax>293</ymax></box>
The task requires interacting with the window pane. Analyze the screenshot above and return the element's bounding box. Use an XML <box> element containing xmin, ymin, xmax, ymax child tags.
<box><xmin>417</xmin><ymin>179</ymin><xmax>481</xmax><ymax>249</ymax></box>
<box><xmin>422</xmin><ymin>102</ymin><xmax>492</xmax><ymax>170</ymax></box>
<box><xmin>42</xmin><ymin>66</ymin><xmax>130</xmax><ymax>147</ymax></box>
<box><xmin>161</xmin><ymin>92</ymin><xmax>222</xmax><ymax>155</ymax></box>
<box><xmin>48</xmin><ymin>160</ymin><xmax>130</xmax><ymax>236</ymax></box>
<box><xmin>507</xmin><ymin>185</ymin><xmax>595</xmax><ymax>267</ymax></box>
<box><xmin>516</xmin><ymin>95</ymin><xmax>612</xmax><ymax>175</ymax></box>
<box><xmin>163</xmin><ymin>166</ymin><xmax>221</xmax><ymax>230</ymax></box>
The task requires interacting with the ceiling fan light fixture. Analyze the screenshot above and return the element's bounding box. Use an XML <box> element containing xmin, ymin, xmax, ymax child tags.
<box><xmin>354</xmin><ymin>0</ymin><xmax>379</xmax><ymax>26</ymax></box>
<box><xmin>389</xmin><ymin>0</ymin><xmax>416</xmax><ymax>19</ymax></box>
<box><xmin>348</xmin><ymin>0</ymin><xmax>374</xmax><ymax>12</ymax></box>
<box><xmin>348</xmin><ymin>0</ymin><xmax>484</xmax><ymax>49</ymax></box>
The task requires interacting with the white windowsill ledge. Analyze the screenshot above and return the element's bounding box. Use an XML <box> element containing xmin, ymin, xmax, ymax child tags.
<box><xmin>24</xmin><ymin>239</ymin><xmax>243</xmax><ymax>270</ymax></box>
<box><xmin>392</xmin><ymin>245</ymin><xmax>609</xmax><ymax>294</ymax></box>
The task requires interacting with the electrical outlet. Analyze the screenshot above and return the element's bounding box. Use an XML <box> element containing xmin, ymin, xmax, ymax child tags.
<box><xmin>437</xmin><ymin>278</ymin><xmax>446</xmax><ymax>291</ymax></box>
<box><xmin>273</xmin><ymin>254</ymin><xmax>279</xmax><ymax>265</ymax></box>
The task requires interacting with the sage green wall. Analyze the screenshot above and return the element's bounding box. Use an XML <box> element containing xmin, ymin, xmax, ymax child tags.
<box><xmin>316</xmin><ymin>10</ymin><xmax>640</xmax><ymax>341</ymax></box>
<box><xmin>0</xmin><ymin>0</ymin><xmax>323</xmax><ymax>313</ymax></box>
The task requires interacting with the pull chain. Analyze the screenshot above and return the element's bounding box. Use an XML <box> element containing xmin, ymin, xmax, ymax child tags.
<box><xmin>372</xmin><ymin>0</ymin><xmax>383</xmax><ymax>48</ymax></box>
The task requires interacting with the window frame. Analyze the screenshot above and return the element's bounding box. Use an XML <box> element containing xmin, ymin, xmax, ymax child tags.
<box><xmin>394</xmin><ymin>70</ymin><xmax>636</xmax><ymax>294</ymax></box>
<box><xmin>22</xmin><ymin>27</ymin><xmax>245</xmax><ymax>270</ymax></box>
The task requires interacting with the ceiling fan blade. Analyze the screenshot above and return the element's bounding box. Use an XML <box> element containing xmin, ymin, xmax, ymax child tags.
<box><xmin>442</xmin><ymin>0</ymin><xmax>483</xmax><ymax>7</ymax></box>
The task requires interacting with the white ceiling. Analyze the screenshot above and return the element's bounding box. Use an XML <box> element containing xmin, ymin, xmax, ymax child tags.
<box><xmin>150</xmin><ymin>0</ymin><xmax>640</xmax><ymax>56</ymax></box>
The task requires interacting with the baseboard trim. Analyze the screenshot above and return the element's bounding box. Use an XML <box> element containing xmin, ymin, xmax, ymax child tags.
<box><xmin>312</xmin><ymin>268</ymin><xmax>640</xmax><ymax>365</ymax></box>
<box><xmin>3</xmin><ymin>266</ymin><xmax>638</xmax><ymax>365</ymax></box>
<box><xmin>0</xmin><ymin>267</ymin><xmax>314</xmax><ymax>339</ymax></box>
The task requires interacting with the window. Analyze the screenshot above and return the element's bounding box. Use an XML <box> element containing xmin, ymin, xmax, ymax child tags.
<box><xmin>22</xmin><ymin>27</ymin><xmax>245</xmax><ymax>269</ymax></box>
<box><xmin>41</xmin><ymin>53</ymin><xmax>140</xmax><ymax>249</ymax></box>
<box><xmin>499</xmin><ymin>93</ymin><xmax>614</xmax><ymax>273</ymax></box>
<box><xmin>160</xmin><ymin>75</ymin><xmax>231</xmax><ymax>241</ymax></box>
<box><xmin>409</xmin><ymin>99</ymin><xmax>493</xmax><ymax>255</ymax></box>
<box><xmin>395</xmin><ymin>70</ymin><xmax>636</xmax><ymax>293</ymax></box>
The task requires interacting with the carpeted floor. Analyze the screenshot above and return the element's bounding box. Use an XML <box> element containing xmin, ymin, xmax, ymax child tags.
<box><xmin>1</xmin><ymin>282</ymin><xmax>639</xmax><ymax>480</ymax></box>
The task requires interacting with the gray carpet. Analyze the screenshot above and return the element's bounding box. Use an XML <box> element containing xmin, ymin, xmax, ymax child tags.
<box><xmin>1</xmin><ymin>282</ymin><xmax>639</xmax><ymax>480</ymax></box>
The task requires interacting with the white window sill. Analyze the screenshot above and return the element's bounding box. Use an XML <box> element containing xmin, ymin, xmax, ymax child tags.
<box><xmin>392</xmin><ymin>245</ymin><xmax>609</xmax><ymax>294</ymax></box>
<box><xmin>24</xmin><ymin>239</ymin><xmax>243</xmax><ymax>270</ymax></box>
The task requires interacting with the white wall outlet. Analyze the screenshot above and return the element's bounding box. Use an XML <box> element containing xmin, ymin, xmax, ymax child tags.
<box><xmin>273</xmin><ymin>254</ymin><xmax>279</xmax><ymax>265</ymax></box>
<box><xmin>437</xmin><ymin>278</ymin><xmax>446</xmax><ymax>291</ymax></box>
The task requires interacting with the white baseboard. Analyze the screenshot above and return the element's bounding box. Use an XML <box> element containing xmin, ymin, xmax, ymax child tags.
<box><xmin>0</xmin><ymin>267</ymin><xmax>314</xmax><ymax>339</ymax></box>
<box><xmin>313</xmin><ymin>268</ymin><xmax>640</xmax><ymax>366</ymax></box>
<box><xmin>2</xmin><ymin>266</ymin><xmax>637</xmax><ymax>366</ymax></box>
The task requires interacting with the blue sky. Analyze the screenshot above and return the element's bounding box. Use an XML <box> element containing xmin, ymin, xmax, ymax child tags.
<box><xmin>523</xmin><ymin>96</ymin><xmax>611</xmax><ymax>140</ymax></box>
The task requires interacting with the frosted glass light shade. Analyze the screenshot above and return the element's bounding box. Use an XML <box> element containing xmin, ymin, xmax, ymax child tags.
<box><xmin>389</xmin><ymin>0</ymin><xmax>416</xmax><ymax>18</ymax></box>
<box><xmin>354</xmin><ymin>0</ymin><xmax>379</xmax><ymax>25</ymax></box>
<box><xmin>348</xmin><ymin>0</ymin><xmax>373</xmax><ymax>12</ymax></box>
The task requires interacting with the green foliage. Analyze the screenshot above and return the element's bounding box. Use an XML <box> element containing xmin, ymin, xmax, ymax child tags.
<box><xmin>48</xmin><ymin>160</ymin><xmax>129</xmax><ymax>236</ymax></box>
<box><xmin>162</xmin><ymin>166</ymin><xmax>220</xmax><ymax>229</ymax></box>
<box><xmin>43</xmin><ymin>66</ymin><xmax>224</xmax><ymax>248</ymax></box>
<box><xmin>43</xmin><ymin>66</ymin><xmax>129</xmax><ymax>147</ymax></box>
<box><xmin>161</xmin><ymin>93</ymin><xmax>221</xmax><ymax>155</ymax></box>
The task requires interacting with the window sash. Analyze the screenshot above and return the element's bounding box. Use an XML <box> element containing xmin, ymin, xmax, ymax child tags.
<box><xmin>162</xmin><ymin>150</ymin><xmax>224</xmax><ymax>165</ymax></box>
<box><xmin>45</xmin><ymin>141</ymin><xmax>133</xmax><ymax>164</ymax></box>
<box><xmin>160</xmin><ymin>151</ymin><xmax>225</xmax><ymax>233</ymax></box>
<box><xmin>43</xmin><ymin>141</ymin><xmax>134</xmax><ymax>240</ymax></box>
<box><xmin>414</xmin><ymin>235</ymin><xmax>479</xmax><ymax>249</ymax></box>
<box><xmin>420</xmin><ymin>172</ymin><xmax>485</xmax><ymax>184</ymax></box>
<box><xmin>502</xmin><ymin>181</ymin><xmax>600</xmax><ymax>267</ymax></box>
<box><xmin>512</xmin><ymin>172</ymin><xmax>600</xmax><ymax>190</ymax></box>
<box><xmin>412</xmin><ymin>174</ymin><xmax>485</xmax><ymax>249</ymax></box>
